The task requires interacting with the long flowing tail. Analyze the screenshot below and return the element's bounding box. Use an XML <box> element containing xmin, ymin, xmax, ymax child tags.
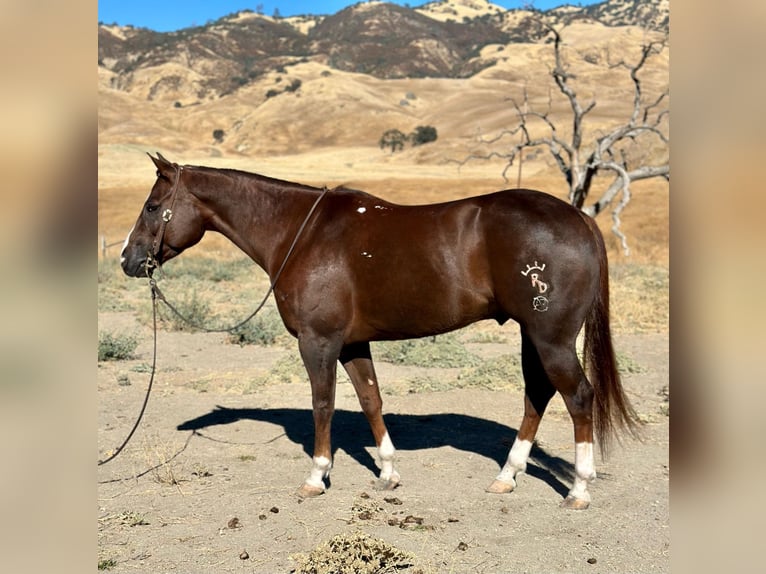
<box><xmin>582</xmin><ymin>217</ymin><xmax>642</xmax><ymax>456</ymax></box>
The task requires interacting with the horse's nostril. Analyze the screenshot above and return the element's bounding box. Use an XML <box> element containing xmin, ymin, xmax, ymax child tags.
<box><xmin>119</xmin><ymin>255</ymin><xmax>145</xmax><ymax>277</ymax></box>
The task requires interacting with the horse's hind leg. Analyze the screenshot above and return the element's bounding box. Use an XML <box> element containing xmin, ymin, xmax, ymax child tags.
<box><xmin>487</xmin><ymin>331</ymin><xmax>556</xmax><ymax>494</ymax></box>
<box><xmin>531</xmin><ymin>334</ymin><xmax>597</xmax><ymax>510</ymax></box>
<box><xmin>340</xmin><ymin>342</ymin><xmax>400</xmax><ymax>490</ymax></box>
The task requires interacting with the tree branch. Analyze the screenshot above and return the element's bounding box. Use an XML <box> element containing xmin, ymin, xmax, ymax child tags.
<box><xmin>582</xmin><ymin>164</ymin><xmax>669</xmax><ymax>218</ymax></box>
<box><xmin>455</xmin><ymin>24</ymin><xmax>669</xmax><ymax>254</ymax></box>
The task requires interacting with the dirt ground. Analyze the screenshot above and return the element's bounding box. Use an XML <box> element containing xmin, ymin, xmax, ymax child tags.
<box><xmin>97</xmin><ymin>307</ymin><xmax>668</xmax><ymax>573</ymax></box>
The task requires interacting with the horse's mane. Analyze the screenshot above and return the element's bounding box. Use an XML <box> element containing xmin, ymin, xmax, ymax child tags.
<box><xmin>190</xmin><ymin>164</ymin><xmax>322</xmax><ymax>193</ymax></box>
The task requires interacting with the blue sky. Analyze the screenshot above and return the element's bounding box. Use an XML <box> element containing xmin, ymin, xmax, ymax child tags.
<box><xmin>99</xmin><ymin>1</ymin><xmax>601</xmax><ymax>32</ymax></box>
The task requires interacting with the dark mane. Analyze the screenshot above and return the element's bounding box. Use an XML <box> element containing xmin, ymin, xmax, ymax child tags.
<box><xmin>191</xmin><ymin>164</ymin><xmax>323</xmax><ymax>193</ymax></box>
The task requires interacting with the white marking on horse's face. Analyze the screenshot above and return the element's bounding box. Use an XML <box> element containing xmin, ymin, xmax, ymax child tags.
<box><xmin>120</xmin><ymin>185</ymin><xmax>152</xmax><ymax>266</ymax></box>
<box><xmin>357</xmin><ymin>206</ymin><xmax>366</xmax><ymax>213</ymax></box>
<box><xmin>367</xmin><ymin>377</ymin><xmax>376</xmax><ymax>386</ymax></box>
<box><xmin>120</xmin><ymin>224</ymin><xmax>136</xmax><ymax>266</ymax></box>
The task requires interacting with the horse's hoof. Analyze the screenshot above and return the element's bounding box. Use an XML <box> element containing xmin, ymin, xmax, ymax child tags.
<box><xmin>374</xmin><ymin>477</ymin><xmax>400</xmax><ymax>491</ymax></box>
<box><xmin>560</xmin><ymin>495</ymin><xmax>590</xmax><ymax>510</ymax></box>
<box><xmin>486</xmin><ymin>479</ymin><xmax>515</xmax><ymax>494</ymax></box>
<box><xmin>297</xmin><ymin>483</ymin><xmax>325</xmax><ymax>498</ymax></box>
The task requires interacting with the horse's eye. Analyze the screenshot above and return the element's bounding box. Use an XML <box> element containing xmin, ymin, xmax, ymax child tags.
<box><xmin>146</xmin><ymin>204</ymin><xmax>159</xmax><ymax>213</ymax></box>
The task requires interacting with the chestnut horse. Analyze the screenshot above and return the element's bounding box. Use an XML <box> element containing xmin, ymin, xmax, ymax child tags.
<box><xmin>121</xmin><ymin>153</ymin><xmax>639</xmax><ymax>509</ymax></box>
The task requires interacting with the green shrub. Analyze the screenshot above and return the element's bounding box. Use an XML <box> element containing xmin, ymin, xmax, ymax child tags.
<box><xmin>456</xmin><ymin>354</ymin><xmax>523</xmax><ymax>390</ymax></box>
<box><xmin>253</xmin><ymin>353</ymin><xmax>306</xmax><ymax>387</ymax></box>
<box><xmin>374</xmin><ymin>334</ymin><xmax>480</xmax><ymax>368</ymax></box>
<box><xmin>227</xmin><ymin>309</ymin><xmax>285</xmax><ymax>346</ymax></box>
<box><xmin>98</xmin><ymin>331</ymin><xmax>138</xmax><ymax>362</ymax></box>
<box><xmin>410</xmin><ymin>125</ymin><xmax>438</xmax><ymax>146</ymax></box>
<box><xmin>159</xmin><ymin>289</ymin><xmax>210</xmax><ymax>332</ymax></box>
<box><xmin>162</xmin><ymin>256</ymin><xmax>250</xmax><ymax>282</ymax></box>
<box><xmin>98</xmin><ymin>558</ymin><xmax>117</xmax><ymax>570</ymax></box>
<box><xmin>285</xmin><ymin>78</ymin><xmax>302</xmax><ymax>92</ymax></box>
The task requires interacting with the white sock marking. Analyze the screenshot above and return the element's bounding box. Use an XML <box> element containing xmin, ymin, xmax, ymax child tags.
<box><xmin>305</xmin><ymin>455</ymin><xmax>331</xmax><ymax>489</ymax></box>
<box><xmin>568</xmin><ymin>442</ymin><xmax>596</xmax><ymax>501</ymax></box>
<box><xmin>378</xmin><ymin>432</ymin><xmax>398</xmax><ymax>481</ymax></box>
<box><xmin>496</xmin><ymin>438</ymin><xmax>532</xmax><ymax>485</ymax></box>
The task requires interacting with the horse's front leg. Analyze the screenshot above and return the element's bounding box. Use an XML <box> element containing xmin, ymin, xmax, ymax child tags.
<box><xmin>296</xmin><ymin>331</ymin><xmax>343</xmax><ymax>498</ymax></box>
<box><xmin>340</xmin><ymin>342</ymin><xmax>400</xmax><ymax>490</ymax></box>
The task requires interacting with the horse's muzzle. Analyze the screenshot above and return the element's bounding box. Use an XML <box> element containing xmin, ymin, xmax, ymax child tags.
<box><xmin>121</xmin><ymin>251</ymin><xmax>154</xmax><ymax>278</ymax></box>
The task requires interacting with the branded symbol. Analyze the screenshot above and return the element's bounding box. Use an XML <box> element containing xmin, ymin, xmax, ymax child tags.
<box><xmin>530</xmin><ymin>273</ymin><xmax>548</xmax><ymax>294</ymax></box>
<box><xmin>521</xmin><ymin>261</ymin><xmax>546</xmax><ymax>277</ymax></box>
<box><xmin>522</xmin><ymin>261</ymin><xmax>550</xmax><ymax>312</ymax></box>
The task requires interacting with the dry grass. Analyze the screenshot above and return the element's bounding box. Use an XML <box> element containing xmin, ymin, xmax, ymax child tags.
<box><xmin>609</xmin><ymin>263</ymin><xmax>669</xmax><ymax>333</ymax></box>
<box><xmin>290</xmin><ymin>530</ymin><xmax>415</xmax><ymax>574</ymax></box>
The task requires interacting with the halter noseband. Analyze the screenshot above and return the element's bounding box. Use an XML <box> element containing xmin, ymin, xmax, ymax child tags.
<box><xmin>147</xmin><ymin>163</ymin><xmax>183</xmax><ymax>275</ymax></box>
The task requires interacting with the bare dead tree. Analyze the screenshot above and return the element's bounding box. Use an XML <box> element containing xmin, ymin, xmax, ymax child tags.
<box><xmin>466</xmin><ymin>26</ymin><xmax>669</xmax><ymax>255</ymax></box>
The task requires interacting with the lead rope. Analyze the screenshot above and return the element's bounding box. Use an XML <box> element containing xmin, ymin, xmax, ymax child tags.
<box><xmin>98</xmin><ymin>283</ymin><xmax>160</xmax><ymax>466</ymax></box>
<box><xmin>98</xmin><ymin>186</ymin><xmax>329</xmax><ymax>466</ymax></box>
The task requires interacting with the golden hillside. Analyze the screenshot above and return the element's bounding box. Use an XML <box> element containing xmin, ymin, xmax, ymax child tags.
<box><xmin>98</xmin><ymin>3</ymin><xmax>668</xmax><ymax>263</ymax></box>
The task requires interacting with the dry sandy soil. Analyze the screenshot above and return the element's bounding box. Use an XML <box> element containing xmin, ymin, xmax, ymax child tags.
<box><xmin>97</xmin><ymin>148</ymin><xmax>668</xmax><ymax>573</ymax></box>
<box><xmin>97</xmin><ymin>307</ymin><xmax>668</xmax><ymax>572</ymax></box>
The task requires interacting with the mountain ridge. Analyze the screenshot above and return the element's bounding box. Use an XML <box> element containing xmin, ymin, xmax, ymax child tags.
<box><xmin>99</xmin><ymin>0</ymin><xmax>668</xmax><ymax>101</ymax></box>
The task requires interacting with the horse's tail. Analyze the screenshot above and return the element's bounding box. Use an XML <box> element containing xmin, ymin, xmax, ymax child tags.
<box><xmin>581</xmin><ymin>216</ymin><xmax>642</xmax><ymax>457</ymax></box>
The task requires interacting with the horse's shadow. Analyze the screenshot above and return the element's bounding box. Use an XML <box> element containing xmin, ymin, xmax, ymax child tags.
<box><xmin>178</xmin><ymin>406</ymin><xmax>573</xmax><ymax>497</ymax></box>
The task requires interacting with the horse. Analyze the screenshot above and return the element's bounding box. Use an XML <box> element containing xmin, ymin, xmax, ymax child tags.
<box><xmin>120</xmin><ymin>153</ymin><xmax>640</xmax><ymax>509</ymax></box>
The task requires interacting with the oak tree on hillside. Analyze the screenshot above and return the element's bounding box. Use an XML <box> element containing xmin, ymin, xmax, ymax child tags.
<box><xmin>410</xmin><ymin>125</ymin><xmax>438</xmax><ymax>146</ymax></box>
<box><xmin>466</xmin><ymin>26</ymin><xmax>669</xmax><ymax>254</ymax></box>
<box><xmin>379</xmin><ymin>129</ymin><xmax>408</xmax><ymax>153</ymax></box>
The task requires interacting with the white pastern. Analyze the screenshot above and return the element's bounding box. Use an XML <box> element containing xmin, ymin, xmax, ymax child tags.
<box><xmin>305</xmin><ymin>455</ymin><xmax>332</xmax><ymax>489</ymax></box>
<box><xmin>496</xmin><ymin>438</ymin><xmax>533</xmax><ymax>485</ymax></box>
<box><xmin>378</xmin><ymin>432</ymin><xmax>398</xmax><ymax>481</ymax></box>
<box><xmin>568</xmin><ymin>442</ymin><xmax>596</xmax><ymax>501</ymax></box>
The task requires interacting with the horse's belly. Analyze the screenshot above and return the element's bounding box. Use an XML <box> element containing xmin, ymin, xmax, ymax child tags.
<box><xmin>355</xmin><ymin>281</ymin><xmax>493</xmax><ymax>340</ymax></box>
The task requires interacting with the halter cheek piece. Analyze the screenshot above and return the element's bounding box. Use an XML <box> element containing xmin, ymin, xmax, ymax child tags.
<box><xmin>146</xmin><ymin>163</ymin><xmax>183</xmax><ymax>276</ymax></box>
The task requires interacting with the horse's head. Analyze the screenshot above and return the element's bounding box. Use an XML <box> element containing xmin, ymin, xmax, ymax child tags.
<box><xmin>120</xmin><ymin>153</ymin><xmax>206</xmax><ymax>277</ymax></box>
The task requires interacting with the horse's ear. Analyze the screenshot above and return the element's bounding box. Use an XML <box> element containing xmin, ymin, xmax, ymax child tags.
<box><xmin>148</xmin><ymin>152</ymin><xmax>174</xmax><ymax>176</ymax></box>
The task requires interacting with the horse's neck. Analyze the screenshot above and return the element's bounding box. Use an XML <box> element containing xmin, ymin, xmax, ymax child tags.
<box><xmin>200</xmin><ymin>171</ymin><xmax>319</xmax><ymax>275</ymax></box>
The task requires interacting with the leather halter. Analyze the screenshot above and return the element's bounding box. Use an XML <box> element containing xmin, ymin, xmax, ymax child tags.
<box><xmin>147</xmin><ymin>163</ymin><xmax>183</xmax><ymax>273</ymax></box>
